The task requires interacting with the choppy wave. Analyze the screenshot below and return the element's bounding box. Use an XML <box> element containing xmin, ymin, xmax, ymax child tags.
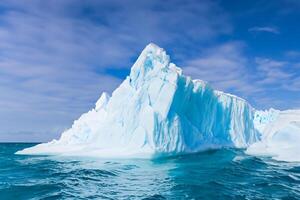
<box><xmin>1</xmin><ymin>143</ymin><xmax>300</xmax><ymax>199</ymax></box>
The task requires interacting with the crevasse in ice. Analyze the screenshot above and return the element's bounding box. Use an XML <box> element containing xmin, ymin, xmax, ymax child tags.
<box><xmin>17</xmin><ymin>43</ymin><xmax>300</xmax><ymax>161</ymax></box>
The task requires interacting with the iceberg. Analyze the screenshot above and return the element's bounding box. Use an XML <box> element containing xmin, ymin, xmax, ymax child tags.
<box><xmin>17</xmin><ymin>43</ymin><xmax>300</xmax><ymax>161</ymax></box>
<box><xmin>247</xmin><ymin>109</ymin><xmax>300</xmax><ymax>162</ymax></box>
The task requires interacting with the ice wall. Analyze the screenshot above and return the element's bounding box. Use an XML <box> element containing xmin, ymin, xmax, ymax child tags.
<box><xmin>16</xmin><ymin>43</ymin><xmax>261</xmax><ymax>157</ymax></box>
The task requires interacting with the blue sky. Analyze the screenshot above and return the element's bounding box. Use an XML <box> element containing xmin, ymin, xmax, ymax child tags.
<box><xmin>0</xmin><ymin>0</ymin><xmax>300</xmax><ymax>142</ymax></box>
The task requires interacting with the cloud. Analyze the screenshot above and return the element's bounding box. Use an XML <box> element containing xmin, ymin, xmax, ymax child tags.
<box><xmin>254</xmin><ymin>58</ymin><xmax>292</xmax><ymax>85</ymax></box>
<box><xmin>248</xmin><ymin>26</ymin><xmax>280</xmax><ymax>34</ymax></box>
<box><xmin>0</xmin><ymin>0</ymin><xmax>298</xmax><ymax>142</ymax></box>
<box><xmin>182</xmin><ymin>41</ymin><xmax>300</xmax><ymax>109</ymax></box>
<box><xmin>285</xmin><ymin>51</ymin><xmax>300</xmax><ymax>59</ymax></box>
<box><xmin>0</xmin><ymin>0</ymin><xmax>232</xmax><ymax>141</ymax></box>
<box><xmin>183</xmin><ymin>42</ymin><xmax>260</xmax><ymax>98</ymax></box>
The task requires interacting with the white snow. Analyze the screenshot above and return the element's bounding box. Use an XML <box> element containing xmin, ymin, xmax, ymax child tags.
<box><xmin>16</xmin><ymin>43</ymin><xmax>300</xmax><ymax>162</ymax></box>
<box><xmin>95</xmin><ymin>92</ymin><xmax>110</xmax><ymax>111</ymax></box>
<box><xmin>247</xmin><ymin>109</ymin><xmax>300</xmax><ymax>162</ymax></box>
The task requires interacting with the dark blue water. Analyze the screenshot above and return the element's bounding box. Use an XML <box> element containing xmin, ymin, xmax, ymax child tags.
<box><xmin>1</xmin><ymin>144</ymin><xmax>300</xmax><ymax>199</ymax></box>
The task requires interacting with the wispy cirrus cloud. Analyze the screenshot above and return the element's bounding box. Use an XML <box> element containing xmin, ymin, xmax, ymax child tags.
<box><xmin>285</xmin><ymin>51</ymin><xmax>300</xmax><ymax>59</ymax></box>
<box><xmin>183</xmin><ymin>41</ymin><xmax>300</xmax><ymax>109</ymax></box>
<box><xmin>0</xmin><ymin>0</ymin><xmax>299</xmax><ymax>142</ymax></box>
<box><xmin>254</xmin><ymin>58</ymin><xmax>292</xmax><ymax>85</ymax></box>
<box><xmin>0</xmin><ymin>0</ymin><xmax>232</xmax><ymax>141</ymax></box>
<box><xmin>183</xmin><ymin>42</ymin><xmax>260</xmax><ymax>97</ymax></box>
<box><xmin>248</xmin><ymin>26</ymin><xmax>280</xmax><ymax>34</ymax></box>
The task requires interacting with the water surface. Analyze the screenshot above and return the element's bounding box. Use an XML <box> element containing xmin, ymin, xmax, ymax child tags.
<box><xmin>1</xmin><ymin>143</ymin><xmax>300</xmax><ymax>199</ymax></box>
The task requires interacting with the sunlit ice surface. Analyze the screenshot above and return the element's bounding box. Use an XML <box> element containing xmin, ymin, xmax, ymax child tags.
<box><xmin>17</xmin><ymin>44</ymin><xmax>300</xmax><ymax>163</ymax></box>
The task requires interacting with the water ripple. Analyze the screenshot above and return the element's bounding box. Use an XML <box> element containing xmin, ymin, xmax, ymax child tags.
<box><xmin>1</xmin><ymin>144</ymin><xmax>300</xmax><ymax>199</ymax></box>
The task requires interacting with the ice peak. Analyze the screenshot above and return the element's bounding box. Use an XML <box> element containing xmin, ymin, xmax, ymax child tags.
<box><xmin>143</xmin><ymin>42</ymin><xmax>162</xmax><ymax>52</ymax></box>
<box><xmin>129</xmin><ymin>43</ymin><xmax>171</xmax><ymax>87</ymax></box>
<box><xmin>135</xmin><ymin>43</ymin><xmax>170</xmax><ymax>69</ymax></box>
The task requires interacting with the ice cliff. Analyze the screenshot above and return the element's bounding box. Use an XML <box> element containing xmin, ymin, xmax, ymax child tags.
<box><xmin>17</xmin><ymin>43</ymin><xmax>300</xmax><ymax>162</ymax></box>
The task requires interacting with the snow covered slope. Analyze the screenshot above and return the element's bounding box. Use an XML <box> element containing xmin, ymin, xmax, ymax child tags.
<box><xmin>16</xmin><ymin>43</ymin><xmax>300</xmax><ymax>161</ymax></box>
<box><xmin>247</xmin><ymin>109</ymin><xmax>300</xmax><ymax>162</ymax></box>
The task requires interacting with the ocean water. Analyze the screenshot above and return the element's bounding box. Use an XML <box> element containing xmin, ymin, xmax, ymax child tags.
<box><xmin>1</xmin><ymin>144</ymin><xmax>300</xmax><ymax>200</ymax></box>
